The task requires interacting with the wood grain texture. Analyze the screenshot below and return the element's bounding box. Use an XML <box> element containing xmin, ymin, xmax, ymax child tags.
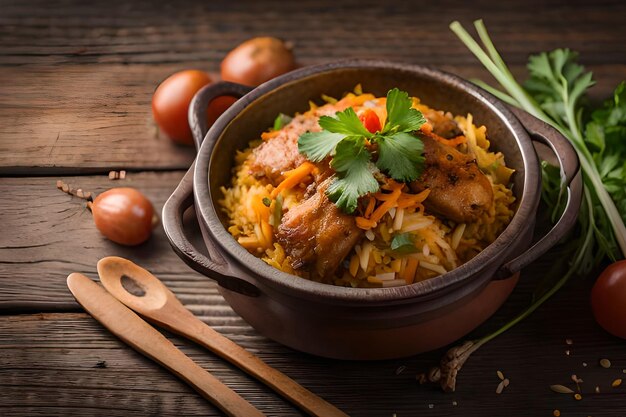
<box><xmin>1</xmin><ymin>277</ymin><xmax>625</xmax><ymax>417</ymax></box>
<box><xmin>2</xmin><ymin>1</ymin><xmax>626</xmax><ymax>416</ymax></box>
<box><xmin>1</xmin><ymin>0</ymin><xmax>625</xmax><ymax>173</ymax></box>
<box><xmin>0</xmin><ymin>172</ymin><xmax>216</xmax><ymax>312</ymax></box>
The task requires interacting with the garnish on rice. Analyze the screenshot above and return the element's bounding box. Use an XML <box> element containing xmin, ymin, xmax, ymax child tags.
<box><xmin>297</xmin><ymin>88</ymin><xmax>427</xmax><ymax>213</ymax></box>
<box><xmin>219</xmin><ymin>85</ymin><xmax>515</xmax><ymax>287</ymax></box>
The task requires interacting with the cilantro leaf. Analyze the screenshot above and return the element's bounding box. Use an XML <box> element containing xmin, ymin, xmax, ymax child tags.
<box><xmin>326</xmin><ymin>137</ymin><xmax>378</xmax><ymax>213</ymax></box>
<box><xmin>298</xmin><ymin>130</ymin><xmax>346</xmax><ymax>162</ymax></box>
<box><xmin>584</xmin><ymin>81</ymin><xmax>626</xmax><ymax>224</ymax></box>
<box><xmin>375</xmin><ymin>132</ymin><xmax>425</xmax><ymax>182</ymax></box>
<box><xmin>383</xmin><ymin>88</ymin><xmax>427</xmax><ymax>133</ymax></box>
<box><xmin>524</xmin><ymin>49</ymin><xmax>596</xmax><ymax>128</ymax></box>
<box><xmin>390</xmin><ymin>232</ymin><xmax>419</xmax><ymax>254</ymax></box>
<box><xmin>296</xmin><ymin>88</ymin><xmax>427</xmax><ymax>213</ymax></box>
<box><xmin>319</xmin><ymin>107</ymin><xmax>373</xmax><ymax>138</ymax></box>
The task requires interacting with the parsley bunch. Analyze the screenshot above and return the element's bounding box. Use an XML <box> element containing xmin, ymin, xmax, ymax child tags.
<box><xmin>297</xmin><ymin>88</ymin><xmax>426</xmax><ymax>213</ymax></box>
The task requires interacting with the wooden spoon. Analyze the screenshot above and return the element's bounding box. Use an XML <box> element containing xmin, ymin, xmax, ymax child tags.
<box><xmin>97</xmin><ymin>256</ymin><xmax>349</xmax><ymax>417</ymax></box>
<box><xmin>66</xmin><ymin>272</ymin><xmax>264</xmax><ymax>417</ymax></box>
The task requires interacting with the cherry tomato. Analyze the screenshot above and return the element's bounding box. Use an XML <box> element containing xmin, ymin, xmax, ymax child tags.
<box><xmin>591</xmin><ymin>260</ymin><xmax>626</xmax><ymax>339</ymax></box>
<box><xmin>207</xmin><ymin>96</ymin><xmax>238</xmax><ymax>126</ymax></box>
<box><xmin>221</xmin><ymin>37</ymin><xmax>295</xmax><ymax>87</ymax></box>
<box><xmin>152</xmin><ymin>70</ymin><xmax>212</xmax><ymax>145</ymax></box>
<box><xmin>359</xmin><ymin>109</ymin><xmax>382</xmax><ymax>133</ymax></box>
<box><xmin>92</xmin><ymin>188</ymin><xmax>155</xmax><ymax>246</ymax></box>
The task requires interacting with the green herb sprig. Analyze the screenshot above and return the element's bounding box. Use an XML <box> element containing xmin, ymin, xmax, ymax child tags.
<box><xmin>297</xmin><ymin>88</ymin><xmax>426</xmax><ymax>213</ymax></box>
<box><xmin>436</xmin><ymin>19</ymin><xmax>626</xmax><ymax>393</ymax></box>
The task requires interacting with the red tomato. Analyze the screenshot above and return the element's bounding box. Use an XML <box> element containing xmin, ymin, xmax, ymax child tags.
<box><xmin>591</xmin><ymin>260</ymin><xmax>626</xmax><ymax>339</ymax></box>
<box><xmin>207</xmin><ymin>96</ymin><xmax>238</xmax><ymax>126</ymax></box>
<box><xmin>359</xmin><ymin>109</ymin><xmax>382</xmax><ymax>133</ymax></box>
<box><xmin>152</xmin><ymin>70</ymin><xmax>212</xmax><ymax>145</ymax></box>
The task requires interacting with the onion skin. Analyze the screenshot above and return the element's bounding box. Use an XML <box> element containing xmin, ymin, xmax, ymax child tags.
<box><xmin>221</xmin><ymin>37</ymin><xmax>295</xmax><ymax>87</ymax></box>
<box><xmin>92</xmin><ymin>188</ymin><xmax>155</xmax><ymax>246</ymax></box>
<box><xmin>152</xmin><ymin>70</ymin><xmax>212</xmax><ymax>145</ymax></box>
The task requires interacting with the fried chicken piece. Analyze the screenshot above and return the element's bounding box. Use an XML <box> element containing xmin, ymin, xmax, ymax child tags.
<box><xmin>411</xmin><ymin>132</ymin><xmax>493</xmax><ymax>223</ymax></box>
<box><xmin>276</xmin><ymin>179</ymin><xmax>362</xmax><ymax>278</ymax></box>
<box><xmin>248</xmin><ymin>105</ymin><xmax>349</xmax><ymax>182</ymax></box>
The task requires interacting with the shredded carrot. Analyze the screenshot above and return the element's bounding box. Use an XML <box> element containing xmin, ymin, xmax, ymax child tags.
<box><xmin>434</xmin><ymin>135</ymin><xmax>467</xmax><ymax>147</ymax></box>
<box><xmin>356</xmin><ymin>217</ymin><xmax>376</xmax><ymax>229</ymax></box>
<box><xmin>420</xmin><ymin>122</ymin><xmax>433</xmax><ymax>134</ymax></box>
<box><xmin>356</xmin><ymin>187</ymin><xmax>402</xmax><ymax>230</ymax></box>
<box><xmin>270</xmin><ymin>162</ymin><xmax>315</xmax><ymax>198</ymax></box>
<box><xmin>396</xmin><ymin>189</ymin><xmax>431</xmax><ymax>209</ymax></box>
<box><xmin>402</xmin><ymin>257</ymin><xmax>419</xmax><ymax>284</ymax></box>
<box><xmin>261</xmin><ymin>130</ymin><xmax>281</xmax><ymax>141</ymax></box>
<box><xmin>364</xmin><ymin>197</ymin><xmax>376</xmax><ymax>218</ymax></box>
<box><xmin>251</xmin><ymin>194</ymin><xmax>270</xmax><ymax>222</ymax></box>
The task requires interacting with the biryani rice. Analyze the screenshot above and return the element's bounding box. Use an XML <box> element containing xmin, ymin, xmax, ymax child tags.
<box><xmin>220</xmin><ymin>87</ymin><xmax>516</xmax><ymax>287</ymax></box>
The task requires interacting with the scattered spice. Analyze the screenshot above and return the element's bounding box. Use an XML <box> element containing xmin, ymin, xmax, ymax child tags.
<box><xmin>395</xmin><ymin>365</ymin><xmax>406</xmax><ymax>375</ymax></box>
<box><xmin>574</xmin><ymin>393</ymin><xmax>582</xmax><ymax>400</ymax></box>
<box><xmin>550</xmin><ymin>384</ymin><xmax>575</xmax><ymax>394</ymax></box>
<box><xmin>565</xmin><ymin>350</ymin><xmax>571</xmax><ymax>356</ymax></box>
<box><xmin>56</xmin><ymin>180</ymin><xmax>94</xmax><ymax>201</ymax></box>
<box><xmin>612</xmin><ymin>378</ymin><xmax>622</xmax><ymax>388</ymax></box>
<box><xmin>583</xmin><ymin>362</ymin><xmax>588</xmax><ymax>367</ymax></box>
<box><xmin>415</xmin><ymin>373</ymin><xmax>427</xmax><ymax>384</ymax></box>
<box><xmin>428</xmin><ymin>404</ymin><xmax>434</xmax><ymax>409</ymax></box>
<box><xmin>565</xmin><ymin>338</ymin><xmax>573</xmax><ymax>345</ymax></box>
<box><xmin>497</xmin><ymin>370</ymin><xmax>504</xmax><ymax>380</ymax></box>
<box><xmin>600</xmin><ymin>358</ymin><xmax>611</xmax><ymax>368</ymax></box>
<box><xmin>553</xmin><ymin>410</ymin><xmax>561</xmax><ymax>417</ymax></box>
<box><xmin>595</xmin><ymin>386</ymin><xmax>600</xmax><ymax>393</ymax></box>
<box><xmin>571</xmin><ymin>374</ymin><xmax>583</xmax><ymax>384</ymax></box>
<box><xmin>495</xmin><ymin>380</ymin><xmax>506</xmax><ymax>394</ymax></box>
<box><xmin>503</xmin><ymin>378</ymin><xmax>510</xmax><ymax>387</ymax></box>
<box><xmin>108</xmin><ymin>170</ymin><xmax>127</xmax><ymax>180</ymax></box>
<box><xmin>452</xmin><ymin>401</ymin><xmax>457</xmax><ymax>406</ymax></box>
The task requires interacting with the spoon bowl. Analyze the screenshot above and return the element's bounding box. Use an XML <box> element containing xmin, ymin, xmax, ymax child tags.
<box><xmin>97</xmin><ymin>256</ymin><xmax>348</xmax><ymax>417</ymax></box>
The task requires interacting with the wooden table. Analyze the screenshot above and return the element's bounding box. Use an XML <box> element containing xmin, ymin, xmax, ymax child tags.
<box><xmin>1</xmin><ymin>1</ymin><xmax>625</xmax><ymax>415</ymax></box>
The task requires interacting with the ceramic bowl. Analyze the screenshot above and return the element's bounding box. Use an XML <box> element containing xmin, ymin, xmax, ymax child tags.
<box><xmin>163</xmin><ymin>60</ymin><xmax>581</xmax><ymax>359</ymax></box>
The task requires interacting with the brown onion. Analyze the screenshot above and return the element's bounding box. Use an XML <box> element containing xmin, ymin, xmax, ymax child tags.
<box><xmin>221</xmin><ymin>37</ymin><xmax>295</xmax><ymax>87</ymax></box>
<box><xmin>92</xmin><ymin>187</ymin><xmax>155</xmax><ymax>246</ymax></box>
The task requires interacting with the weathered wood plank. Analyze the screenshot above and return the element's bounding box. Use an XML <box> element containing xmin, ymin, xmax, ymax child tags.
<box><xmin>1</xmin><ymin>0</ymin><xmax>624</xmax><ymax>173</ymax></box>
<box><xmin>1</xmin><ymin>276</ymin><xmax>625</xmax><ymax>416</ymax></box>
<box><xmin>0</xmin><ymin>172</ymin><xmax>223</xmax><ymax>312</ymax></box>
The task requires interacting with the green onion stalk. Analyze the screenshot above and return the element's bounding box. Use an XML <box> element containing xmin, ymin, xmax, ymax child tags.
<box><xmin>436</xmin><ymin>20</ymin><xmax>626</xmax><ymax>392</ymax></box>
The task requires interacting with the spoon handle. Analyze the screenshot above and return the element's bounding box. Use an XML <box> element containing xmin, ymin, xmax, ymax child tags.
<box><xmin>169</xmin><ymin>309</ymin><xmax>349</xmax><ymax>417</ymax></box>
<box><xmin>66</xmin><ymin>273</ymin><xmax>265</xmax><ymax>417</ymax></box>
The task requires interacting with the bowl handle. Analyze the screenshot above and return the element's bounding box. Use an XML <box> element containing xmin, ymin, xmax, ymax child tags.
<box><xmin>494</xmin><ymin>107</ymin><xmax>583</xmax><ymax>279</ymax></box>
<box><xmin>163</xmin><ymin>81</ymin><xmax>259</xmax><ymax>297</ymax></box>
<box><xmin>162</xmin><ymin>163</ymin><xmax>261</xmax><ymax>297</ymax></box>
<box><xmin>188</xmin><ymin>81</ymin><xmax>253</xmax><ymax>149</ymax></box>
